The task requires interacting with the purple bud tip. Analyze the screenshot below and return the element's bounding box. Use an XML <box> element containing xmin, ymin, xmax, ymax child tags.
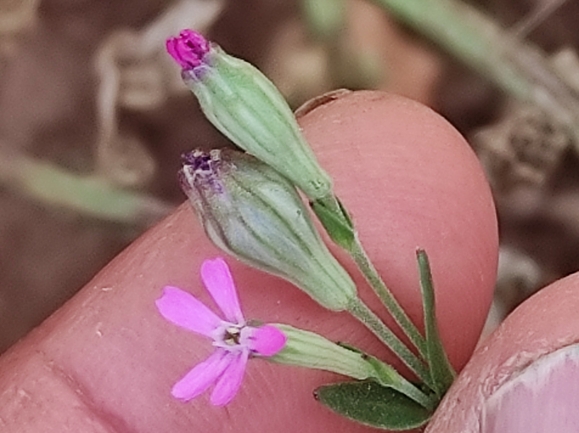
<box><xmin>179</xmin><ymin>149</ymin><xmax>224</xmax><ymax>193</ymax></box>
<box><xmin>166</xmin><ymin>29</ymin><xmax>210</xmax><ymax>70</ymax></box>
<box><xmin>181</xmin><ymin>149</ymin><xmax>212</xmax><ymax>170</ymax></box>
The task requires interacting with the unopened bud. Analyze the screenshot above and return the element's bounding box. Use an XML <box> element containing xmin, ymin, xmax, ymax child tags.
<box><xmin>271</xmin><ymin>324</ymin><xmax>433</xmax><ymax>409</ymax></box>
<box><xmin>180</xmin><ymin>149</ymin><xmax>356</xmax><ymax>311</ymax></box>
<box><xmin>167</xmin><ymin>29</ymin><xmax>332</xmax><ymax>200</ymax></box>
<box><xmin>270</xmin><ymin>324</ymin><xmax>374</xmax><ymax>380</ymax></box>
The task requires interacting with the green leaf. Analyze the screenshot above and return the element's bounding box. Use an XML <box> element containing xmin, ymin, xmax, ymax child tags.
<box><xmin>315</xmin><ymin>381</ymin><xmax>432</xmax><ymax>430</ymax></box>
<box><xmin>338</xmin><ymin>343</ymin><xmax>436</xmax><ymax>409</ymax></box>
<box><xmin>364</xmin><ymin>355</ymin><xmax>436</xmax><ymax>410</ymax></box>
<box><xmin>416</xmin><ymin>249</ymin><xmax>456</xmax><ymax>397</ymax></box>
<box><xmin>311</xmin><ymin>195</ymin><xmax>355</xmax><ymax>250</ymax></box>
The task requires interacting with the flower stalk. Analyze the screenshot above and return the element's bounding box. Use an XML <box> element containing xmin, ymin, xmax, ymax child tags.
<box><xmin>312</xmin><ymin>193</ymin><xmax>427</xmax><ymax>359</ymax></box>
<box><xmin>349</xmin><ymin>238</ymin><xmax>427</xmax><ymax>358</ymax></box>
<box><xmin>347</xmin><ymin>297</ymin><xmax>434</xmax><ymax>390</ymax></box>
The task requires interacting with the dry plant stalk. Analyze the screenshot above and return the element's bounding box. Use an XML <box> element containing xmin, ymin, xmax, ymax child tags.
<box><xmin>93</xmin><ymin>0</ymin><xmax>225</xmax><ymax>188</ymax></box>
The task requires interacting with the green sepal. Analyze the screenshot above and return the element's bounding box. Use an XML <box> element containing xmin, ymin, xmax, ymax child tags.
<box><xmin>269</xmin><ymin>324</ymin><xmax>375</xmax><ymax>380</ymax></box>
<box><xmin>311</xmin><ymin>195</ymin><xmax>355</xmax><ymax>250</ymax></box>
<box><xmin>183</xmin><ymin>47</ymin><xmax>333</xmax><ymax>200</ymax></box>
<box><xmin>416</xmin><ymin>249</ymin><xmax>456</xmax><ymax>397</ymax></box>
<box><xmin>315</xmin><ymin>381</ymin><xmax>431</xmax><ymax>431</ymax></box>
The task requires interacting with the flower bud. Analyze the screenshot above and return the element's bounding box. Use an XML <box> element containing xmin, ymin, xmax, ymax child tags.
<box><xmin>270</xmin><ymin>324</ymin><xmax>374</xmax><ymax>379</ymax></box>
<box><xmin>167</xmin><ymin>29</ymin><xmax>332</xmax><ymax>200</ymax></box>
<box><xmin>179</xmin><ymin>148</ymin><xmax>356</xmax><ymax>311</ymax></box>
<box><xmin>270</xmin><ymin>324</ymin><xmax>434</xmax><ymax>409</ymax></box>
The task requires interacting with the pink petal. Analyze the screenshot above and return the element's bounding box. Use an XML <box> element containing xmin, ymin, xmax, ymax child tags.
<box><xmin>165</xmin><ymin>29</ymin><xmax>209</xmax><ymax>70</ymax></box>
<box><xmin>210</xmin><ymin>350</ymin><xmax>249</xmax><ymax>406</ymax></box>
<box><xmin>156</xmin><ymin>286</ymin><xmax>221</xmax><ymax>336</ymax></box>
<box><xmin>201</xmin><ymin>258</ymin><xmax>244</xmax><ymax>324</ymax></box>
<box><xmin>171</xmin><ymin>349</ymin><xmax>230</xmax><ymax>401</ymax></box>
<box><xmin>248</xmin><ymin>325</ymin><xmax>287</xmax><ymax>356</ymax></box>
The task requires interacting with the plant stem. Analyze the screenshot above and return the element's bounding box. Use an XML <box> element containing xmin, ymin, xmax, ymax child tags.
<box><xmin>348</xmin><ymin>297</ymin><xmax>434</xmax><ymax>390</ymax></box>
<box><xmin>365</xmin><ymin>352</ymin><xmax>437</xmax><ymax>409</ymax></box>
<box><xmin>316</xmin><ymin>193</ymin><xmax>427</xmax><ymax>358</ymax></box>
<box><xmin>371</xmin><ymin>0</ymin><xmax>579</xmax><ymax>145</ymax></box>
<box><xmin>383</xmin><ymin>369</ymin><xmax>437</xmax><ymax>410</ymax></box>
<box><xmin>349</xmin><ymin>238</ymin><xmax>428</xmax><ymax>358</ymax></box>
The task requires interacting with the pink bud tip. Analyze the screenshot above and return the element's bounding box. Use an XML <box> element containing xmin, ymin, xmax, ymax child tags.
<box><xmin>166</xmin><ymin>29</ymin><xmax>210</xmax><ymax>70</ymax></box>
<box><xmin>249</xmin><ymin>325</ymin><xmax>287</xmax><ymax>357</ymax></box>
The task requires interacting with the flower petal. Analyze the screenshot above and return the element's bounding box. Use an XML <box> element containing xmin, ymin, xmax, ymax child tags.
<box><xmin>201</xmin><ymin>258</ymin><xmax>244</xmax><ymax>324</ymax></box>
<box><xmin>165</xmin><ymin>29</ymin><xmax>210</xmax><ymax>70</ymax></box>
<box><xmin>156</xmin><ymin>286</ymin><xmax>221</xmax><ymax>336</ymax></box>
<box><xmin>210</xmin><ymin>350</ymin><xmax>249</xmax><ymax>406</ymax></box>
<box><xmin>171</xmin><ymin>349</ymin><xmax>230</xmax><ymax>401</ymax></box>
<box><xmin>247</xmin><ymin>325</ymin><xmax>287</xmax><ymax>356</ymax></box>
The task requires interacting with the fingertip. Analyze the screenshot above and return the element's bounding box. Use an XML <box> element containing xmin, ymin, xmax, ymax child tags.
<box><xmin>0</xmin><ymin>90</ymin><xmax>498</xmax><ymax>433</ymax></box>
<box><xmin>428</xmin><ymin>272</ymin><xmax>579</xmax><ymax>432</ymax></box>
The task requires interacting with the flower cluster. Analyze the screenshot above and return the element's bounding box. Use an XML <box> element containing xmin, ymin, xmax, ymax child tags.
<box><xmin>156</xmin><ymin>27</ymin><xmax>453</xmax><ymax>431</ymax></box>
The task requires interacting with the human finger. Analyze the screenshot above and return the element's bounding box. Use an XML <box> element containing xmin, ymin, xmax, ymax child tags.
<box><xmin>427</xmin><ymin>271</ymin><xmax>579</xmax><ymax>433</ymax></box>
<box><xmin>0</xmin><ymin>90</ymin><xmax>498</xmax><ymax>433</ymax></box>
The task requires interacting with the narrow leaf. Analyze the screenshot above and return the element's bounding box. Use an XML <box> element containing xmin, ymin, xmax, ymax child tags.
<box><xmin>315</xmin><ymin>381</ymin><xmax>431</xmax><ymax>430</ymax></box>
<box><xmin>416</xmin><ymin>249</ymin><xmax>456</xmax><ymax>396</ymax></box>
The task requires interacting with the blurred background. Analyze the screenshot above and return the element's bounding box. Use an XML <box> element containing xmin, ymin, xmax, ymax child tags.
<box><xmin>1</xmin><ymin>0</ymin><xmax>579</xmax><ymax>353</ymax></box>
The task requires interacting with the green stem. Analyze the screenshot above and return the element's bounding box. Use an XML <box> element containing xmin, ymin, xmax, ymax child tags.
<box><xmin>348</xmin><ymin>297</ymin><xmax>434</xmax><ymax>390</ymax></box>
<box><xmin>316</xmin><ymin>193</ymin><xmax>427</xmax><ymax>358</ymax></box>
<box><xmin>365</xmin><ymin>353</ymin><xmax>437</xmax><ymax>409</ymax></box>
<box><xmin>349</xmin><ymin>238</ymin><xmax>428</xmax><ymax>359</ymax></box>
<box><xmin>371</xmin><ymin>0</ymin><xmax>579</xmax><ymax>144</ymax></box>
<box><xmin>380</xmin><ymin>368</ymin><xmax>436</xmax><ymax>410</ymax></box>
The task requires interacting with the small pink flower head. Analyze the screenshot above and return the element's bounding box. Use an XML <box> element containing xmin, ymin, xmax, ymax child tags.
<box><xmin>156</xmin><ymin>257</ymin><xmax>286</xmax><ymax>406</ymax></box>
<box><xmin>166</xmin><ymin>29</ymin><xmax>210</xmax><ymax>70</ymax></box>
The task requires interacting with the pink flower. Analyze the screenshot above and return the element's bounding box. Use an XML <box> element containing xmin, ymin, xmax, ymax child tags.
<box><xmin>166</xmin><ymin>29</ymin><xmax>210</xmax><ymax>70</ymax></box>
<box><xmin>156</xmin><ymin>257</ymin><xmax>286</xmax><ymax>406</ymax></box>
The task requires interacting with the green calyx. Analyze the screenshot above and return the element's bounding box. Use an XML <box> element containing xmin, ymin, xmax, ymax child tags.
<box><xmin>180</xmin><ymin>149</ymin><xmax>356</xmax><ymax>311</ymax></box>
<box><xmin>183</xmin><ymin>47</ymin><xmax>333</xmax><ymax>200</ymax></box>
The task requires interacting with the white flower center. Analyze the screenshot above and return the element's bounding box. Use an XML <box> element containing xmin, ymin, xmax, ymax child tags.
<box><xmin>212</xmin><ymin>321</ymin><xmax>253</xmax><ymax>353</ymax></box>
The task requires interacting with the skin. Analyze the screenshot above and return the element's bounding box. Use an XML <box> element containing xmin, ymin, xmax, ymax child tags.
<box><xmin>427</xmin><ymin>270</ymin><xmax>579</xmax><ymax>432</ymax></box>
<box><xmin>0</xmin><ymin>91</ymin><xmax>498</xmax><ymax>432</ymax></box>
